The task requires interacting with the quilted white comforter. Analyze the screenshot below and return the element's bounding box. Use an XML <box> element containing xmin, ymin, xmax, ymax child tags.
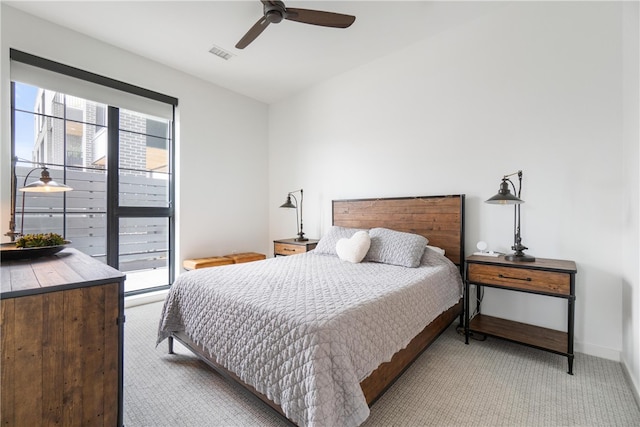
<box><xmin>157</xmin><ymin>249</ymin><xmax>462</xmax><ymax>427</ymax></box>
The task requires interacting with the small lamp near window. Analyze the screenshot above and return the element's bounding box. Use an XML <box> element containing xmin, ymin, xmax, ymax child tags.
<box><xmin>20</xmin><ymin>166</ymin><xmax>72</xmax><ymax>193</ymax></box>
<box><xmin>280</xmin><ymin>189</ymin><xmax>308</xmax><ymax>242</ymax></box>
<box><xmin>5</xmin><ymin>161</ymin><xmax>73</xmax><ymax>240</ymax></box>
<box><xmin>485</xmin><ymin>170</ymin><xmax>535</xmax><ymax>262</ymax></box>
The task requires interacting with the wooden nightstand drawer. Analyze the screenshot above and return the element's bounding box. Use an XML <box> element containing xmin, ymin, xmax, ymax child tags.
<box><xmin>274</xmin><ymin>242</ymin><xmax>307</xmax><ymax>255</ymax></box>
<box><xmin>273</xmin><ymin>239</ymin><xmax>319</xmax><ymax>256</ymax></box>
<box><xmin>468</xmin><ymin>263</ymin><xmax>570</xmax><ymax>296</ymax></box>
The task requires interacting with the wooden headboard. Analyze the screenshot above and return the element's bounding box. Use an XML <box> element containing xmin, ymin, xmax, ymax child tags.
<box><xmin>332</xmin><ymin>195</ymin><xmax>465</xmax><ymax>269</ymax></box>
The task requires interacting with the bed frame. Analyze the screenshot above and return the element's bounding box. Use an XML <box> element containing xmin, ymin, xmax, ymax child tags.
<box><xmin>168</xmin><ymin>194</ymin><xmax>465</xmax><ymax>424</ymax></box>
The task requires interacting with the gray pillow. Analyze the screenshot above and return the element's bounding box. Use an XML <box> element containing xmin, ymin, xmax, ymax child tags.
<box><xmin>364</xmin><ymin>228</ymin><xmax>428</xmax><ymax>268</ymax></box>
<box><xmin>314</xmin><ymin>226</ymin><xmax>368</xmax><ymax>256</ymax></box>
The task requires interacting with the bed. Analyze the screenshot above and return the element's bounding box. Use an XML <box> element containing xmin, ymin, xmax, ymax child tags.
<box><xmin>157</xmin><ymin>194</ymin><xmax>465</xmax><ymax>426</ymax></box>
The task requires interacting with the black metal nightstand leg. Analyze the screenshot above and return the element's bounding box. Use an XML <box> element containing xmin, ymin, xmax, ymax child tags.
<box><xmin>464</xmin><ymin>278</ymin><xmax>470</xmax><ymax>344</ymax></box>
<box><xmin>567</xmin><ymin>291</ymin><xmax>575</xmax><ymax>375</ymax></box>
<box><xmin>568</xmin><ymin>355</ymin><xmax>574</xmax><ymax>375</ymax></box>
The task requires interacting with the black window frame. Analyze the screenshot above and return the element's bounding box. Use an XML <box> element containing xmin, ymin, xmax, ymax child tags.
<box><xmin>9</xmin><ymin>49</ymin><xmax>178</xmax><ymax>296</ymax></box>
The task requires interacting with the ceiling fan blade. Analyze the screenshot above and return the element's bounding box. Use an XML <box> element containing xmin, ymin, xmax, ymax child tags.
<box><xmin>236</xmin><ymin>16</ymin><xmax>270</xmax><ymax>49</ymax></box>
<box><xmin>284</xmin><ymin>8</ymin><xmax>355</xmax><ymax>28</ymax></box>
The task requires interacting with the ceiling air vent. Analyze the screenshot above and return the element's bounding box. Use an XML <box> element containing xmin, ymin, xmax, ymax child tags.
<box><xmin>209</xmin><ymin>45</ymin><xmax>234</xmax><ymax>61</ymax></box>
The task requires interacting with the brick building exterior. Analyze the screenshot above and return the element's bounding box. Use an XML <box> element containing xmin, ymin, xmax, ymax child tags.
<box><xmin>31</xmin><ymin>89</ymin><xmax>167</xmax><ymax>175</ymax></box>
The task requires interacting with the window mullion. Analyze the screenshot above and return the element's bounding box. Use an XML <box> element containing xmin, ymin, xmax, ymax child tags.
<box><xmin>106</xmin><ymin>106</ymin><xmax>119</xmax><ymax>268</ymax></box>
<box><xmin>168</xmin><ymin>108</ymin><xmax>176</xmax><ymax>286</ymax></box>
<box><xmin>62</xmin><ymin>94</ymin><xmax>68</xmax><ymax>238</ymax></box>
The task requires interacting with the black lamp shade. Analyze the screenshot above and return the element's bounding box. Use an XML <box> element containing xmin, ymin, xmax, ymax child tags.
<box><xmin>280</xmin><ymin>195</ymin><xmax>296</xmax><ymax>209</ymax></box>
<box><xmin>485</xmin><ymin>180</ymin><xmax>523</xmax><ymax>205</ymax></box>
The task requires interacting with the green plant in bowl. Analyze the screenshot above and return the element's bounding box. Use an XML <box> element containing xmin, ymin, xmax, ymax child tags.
<box><xmin>16</xmin><ymin>233</ymin><xmax>66</xmax><ymax>248</ymax></box>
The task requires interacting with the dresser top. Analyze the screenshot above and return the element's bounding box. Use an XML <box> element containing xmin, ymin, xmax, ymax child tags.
<box><xmin>1</xmin><ymin>248</ymin><xmax>125</xmax><ymax>299</ymax></box>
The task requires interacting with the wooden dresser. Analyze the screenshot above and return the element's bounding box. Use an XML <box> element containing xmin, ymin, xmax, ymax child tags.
<box><xmin>1</xmin><ymin>248</ymin><xmax>125</xmax><ymax>426</ymax></box>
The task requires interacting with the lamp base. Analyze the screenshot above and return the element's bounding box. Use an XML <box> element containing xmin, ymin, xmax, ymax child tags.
<box><xmin>505</xmin><ymin>252</ymin><xmax>536</xmax><ymax>262</ymax></box>
<box><xmin>295</xmin><ymin>237</ymin><xmax>309</xmax><ymax>242</ymax></box>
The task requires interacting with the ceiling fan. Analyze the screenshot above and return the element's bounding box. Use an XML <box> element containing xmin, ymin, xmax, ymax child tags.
<box><xmin>236</xmin><ymin>0</ymin><xmax>356</xmax><ymax>49</ymax></box>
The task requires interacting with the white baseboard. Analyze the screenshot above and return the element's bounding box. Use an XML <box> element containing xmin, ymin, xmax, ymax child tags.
<box><xmin>575</xmin><ymin>341</ymin><xmax>621</xmax><ymax>362</ymax></box>
<box><xmin>124</xmin><ymin>289</ymin><xmax>168</xmax><ymax>309</ymax></box>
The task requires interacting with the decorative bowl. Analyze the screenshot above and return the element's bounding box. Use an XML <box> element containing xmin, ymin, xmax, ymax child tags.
<box><xmin>0</xmin><ymin>241</ymin><xmax>71</xmax><ymax>261</ymax></box>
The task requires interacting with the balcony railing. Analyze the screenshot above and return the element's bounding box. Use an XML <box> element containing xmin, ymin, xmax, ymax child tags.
<box><xmin>15</xmin><ymin>165</ymin><xmax>169</xmax><ymax>289</ymax></box>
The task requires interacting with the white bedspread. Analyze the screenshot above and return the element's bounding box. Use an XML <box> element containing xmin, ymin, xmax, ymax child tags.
<box><xmin>157</xmin><ymin>249</ymin><xmax>462</xmax><ymax>427</ymax></box>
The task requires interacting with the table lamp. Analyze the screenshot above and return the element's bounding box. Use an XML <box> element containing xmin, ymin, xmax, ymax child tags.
<box><xmin>485</xmin><ymin>170</ymin><xmax>535</xmax><ymax>262</ymax></box>
<box><xmin>280</xmin><ymin>188</ymin><xmax>307</xmax><ymax>241</ymax></box>
<box><xmin>5</xmin><ymin>161</ymin><xmax>73</xmax><ymax>240</ymax></box>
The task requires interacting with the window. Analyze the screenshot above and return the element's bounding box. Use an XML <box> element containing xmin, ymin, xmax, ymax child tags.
<box><xmin>10</xmin><ymin>49</ymin><xmax>177</xmax><ymax>295</ymax></box>
<box><xmin>13</xmin><ymin>84</ymin><xmax>109</xmax><ymax>260</ymax></box>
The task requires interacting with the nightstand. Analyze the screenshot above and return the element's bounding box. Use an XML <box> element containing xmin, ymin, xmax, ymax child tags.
<box><xmin>464</xmin><ymin>255</ymin><xmax>577</xmax><ymax>374</ymax></box>
<box><xmin>273</xmin><ymin>238</ymin><xmax>319</xmax><ymax>256</ymax></box>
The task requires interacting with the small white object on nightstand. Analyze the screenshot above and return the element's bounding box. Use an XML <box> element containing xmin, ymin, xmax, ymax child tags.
<box><xmin>473</xmin><ymin>241</ymin><xmax>500</xmax><ymax>256</ymax></box>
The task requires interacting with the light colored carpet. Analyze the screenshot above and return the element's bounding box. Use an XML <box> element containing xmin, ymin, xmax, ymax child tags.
<box><xmin>124</xmin><ymin>302</ymin><xmax>640</xmax><ymax>426</ymax></box>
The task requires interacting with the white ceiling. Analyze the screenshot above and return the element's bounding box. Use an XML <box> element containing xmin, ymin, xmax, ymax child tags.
<box><xmin>6</xmin><ymin>1</ymin><xmax>503</xmax><ymax>104</ymax></box>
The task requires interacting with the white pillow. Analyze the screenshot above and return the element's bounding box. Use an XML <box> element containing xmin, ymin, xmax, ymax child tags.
<box><xmin>426</xmin><ymin>245</ymin><xmax>445</xmax><ymax>256</ymax></box>
<box><xmin>336</xmin><ymin>231</ymin><xmax>371</xmax><ymax>263</ymax></box>
<box><xmin>315</xmin><ymin>226</ymin><xmax>367</xmax><ymax>256</ymax></box>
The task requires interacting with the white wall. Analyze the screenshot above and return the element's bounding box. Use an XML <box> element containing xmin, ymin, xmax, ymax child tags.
<box><xmin>0</xmin><ymin>5</ymin><xmax>270</xmax><ymax>267</ymax></box>
<box><xmin>622</xmin><ymin>0</ymin><xmax>640</xmax><ymax>404</ymax></box>
<box><xmin>269</xmin><ymin>1</ymin><xmax>631</xmax><ymax>364</ymax></box>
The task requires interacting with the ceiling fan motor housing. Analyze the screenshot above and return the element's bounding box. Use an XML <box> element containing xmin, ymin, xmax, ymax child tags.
<box><xmin>264</xmin><ymin>2</ymin><xmax>285</xmax><ymax>23</ymax></box>
<box><xmin>265</xmin><ymin>10</ymin><xmax>283</xmax><ymax>23</ymax></box>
